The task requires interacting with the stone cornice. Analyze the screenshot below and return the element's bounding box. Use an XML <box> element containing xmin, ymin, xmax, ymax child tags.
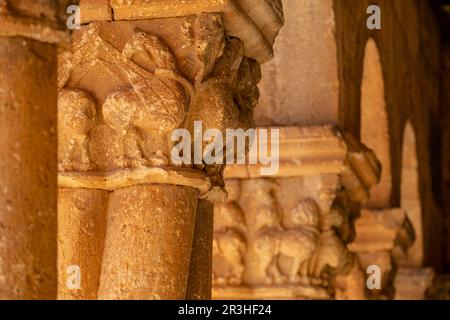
<box><xmin>79</xmin><ymin>0</ymin><xmax>284</xmax><ymax>63</ymax></box>
<box><xmin>224</xmin><ymin>126</ymin><xmax>381</xmax><ymax>202</ymax></box>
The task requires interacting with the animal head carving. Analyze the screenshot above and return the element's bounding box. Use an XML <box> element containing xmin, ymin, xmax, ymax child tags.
<box><xmin>102</xmin><ymin>89</ymin><xmax>139</xmax><ymax>135</ymax></box>
<box><xmin>102</xmin><ymin>31</ymin><xmax>192</xmax><ymax>136</ymax></box>
<box><xmin>289</xmin><ymin>199</ymin><xmax>320</xmax><ymax>228</ymax></box>
<box><xmin>58</xmin><ymin>89</ymin><xmax>96</xmax><ymax>136</ymax></box>
<box><xmin>123</xmin><ymin>31</ymin><xmax>179</xmax><ymax>73</ymax></box>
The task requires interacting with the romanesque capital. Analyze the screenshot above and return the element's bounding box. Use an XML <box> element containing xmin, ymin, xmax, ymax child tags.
<box><xmin>213</xmin><ymin>126</ymin><xmax>381</xmax><ymax>299</ymax></box>
<box><xmin>57</xmin><ymin>0</ymin><xmax>284</xmax><ymax>299</ymax></box>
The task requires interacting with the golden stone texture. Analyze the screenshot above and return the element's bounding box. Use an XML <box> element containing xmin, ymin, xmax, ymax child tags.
<box><xmin>0</xmin><ymin>0</ymin><xmax>67</xmax><ymax>299</ymax></box>
<box><xmin>57</xmin><ymin>1</ymin><xmax>283</xmax><ymax>299</ymax></box>
<box><xmin>213</xmin><ymin>126</ymin><xmax>381</xmax><ymax>299</ymax></box>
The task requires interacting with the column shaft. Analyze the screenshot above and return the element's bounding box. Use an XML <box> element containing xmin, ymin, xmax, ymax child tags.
<box><xmin>0</xmin><ymin>37</ymin><xmax>57</xmax><ymax>299</ymax></box>
<box><xmin>98</xmin><ymin>185</ymin><xmax>198</xmax><ymax>299</ymax></box>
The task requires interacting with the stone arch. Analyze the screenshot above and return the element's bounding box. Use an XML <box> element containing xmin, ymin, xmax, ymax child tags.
<box><xmin>360</xmin><ymin>38</ymin><xmax>392</xmax><ymax>209</ymax></box>
<box><xmin>401</xmin><ymin>121</ymin><xmax>423</xmax><ymax>267</ymax></box>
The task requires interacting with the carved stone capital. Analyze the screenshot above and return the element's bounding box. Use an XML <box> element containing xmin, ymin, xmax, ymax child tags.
<box><xmin>348</xmin><ymin>208</ymin><xmax>415</xmax><ymax>299</ymax></box>
<box><xmin>213</xmin><ymin>126</ymin><xmax>381</xmax><ymax>299</ymax></box>
<box><xmin>57</xmin><ymin>3</ymin><xmax>283</xmax><ymax>299</ymax></box>
<box><xmin>79</xmin><ymin>0</ymin><xmax>284</xmax><ymax>63</ymax></box>
<box><xmin>57</xmin><ymin>15</ymin><xmax>265</xmax><ymax>195</ymax></box>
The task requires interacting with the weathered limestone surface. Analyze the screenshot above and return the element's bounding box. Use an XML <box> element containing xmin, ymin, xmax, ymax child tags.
<box><xmin>213</xmin><ymin>126</ymin><xmax>381</xmax><ymax>299</ymax></box>
<box><xmin>79</xmin><ymin>0</ymin><xmax>284</xmax><ymax>63</ymax></box>
<box><xmin>186</xmin><ymin>199</ymin><xmax>214</xmax><ymax>300</ymax></box>
<box><xmin>0</xmin><ymin>0</ymin><xmax>66</xmax><ymax>299</ymax></box>
<box><xmin>57</xmin><ymin>188</ymin><xmax>108</xmax><ymax>299</ymax></box>
<box><xmin>58</xmin><ymin>1</ymin><xmax>283</xmax><ymax>299</ymax></box>
<box><xmin>360</xmin><ymin>39</ymin><xmax>391</xmax><ymax>209</ymax></box>
<box><xmin>98</xmin><ymin>185</ymin><xmax>198</xmax><ymax>299</ymax></box>
<box><xmin>255</xmin><ymin>0</ymin><xmax>339</xmax><ymax>126</ymax></box>
<box><xmin>333</xmin><ymin>0</ymin><xmax>442</xmax><ymax>270</ymax></box>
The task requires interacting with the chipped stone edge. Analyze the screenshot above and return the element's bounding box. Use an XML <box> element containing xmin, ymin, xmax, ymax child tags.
<box><xmin>58</xmin><ymin>166</ymin><xmax>212</xmax><ymax>195</ymax></box>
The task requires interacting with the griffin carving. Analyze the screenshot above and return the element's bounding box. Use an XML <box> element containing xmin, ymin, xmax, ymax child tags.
<box><xmin>57</xmin><ymin>25</ymin><xmax>194</xmax><ymax>170</ymax></box>
<box><xmin>58</xmin><ymin>89</ymin><xmax>96</xmax><ymax>172</ymax></box>
<box><xmin>102</xmin><ymin>31</ymin><xmax>193</xmax><ymax>168</ymax></box>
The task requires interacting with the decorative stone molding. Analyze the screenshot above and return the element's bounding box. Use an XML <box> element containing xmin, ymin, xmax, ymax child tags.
<box><xmin>57</xmin><ymin>3</ymin><xmax>283</xmax><ymax>299</ymax></box>
<box><xmin>212</xmin><ymin>126</ymin><xmax>381</xmax><ymax>299</ymax></box>
<box><xmin>78</xmin><ymin>0</ymin><xmax>284</xmax><ymax>63</ymax></box>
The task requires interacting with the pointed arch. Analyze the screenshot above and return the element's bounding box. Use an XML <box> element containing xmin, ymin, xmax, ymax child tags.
<box><xmin>401</xmin><ymin>121</ymin><xmax>423</xmax><ymax>266</ymax></box>
<box><xmin>360</xmin><ymin>38</ymin><xmax>392</xmax><ymax>209</ymax></box>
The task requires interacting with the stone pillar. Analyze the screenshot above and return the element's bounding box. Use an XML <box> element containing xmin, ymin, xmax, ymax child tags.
<box><xmin>0</xmin><ymin>0</ymin><xmax>66</xmax><ymax>299</ymax></box>
<box><xmin>57</xmin><ymin>188</ymin><xmax>108</xmax><ymax>299</ymax></box>
<box><xmin>212</xmin><ymin>127</ymin><xmax>381</xmax><ymax>299</ymax></box>
<box><xmin>186</xmin><ymin>199</ymin><xmax>214</xmax><ymax>300</ymax></box>
<box><xmin>57</xmin><ymin>0</ymin><xmax>283</xmax><ymax>299</ymax></box>
<box><xmin>98</xmin><ymin>185</ymin><xmax>198</xmax><ymax>299</ymax></box>
<box><xmin>348</xmin><ymin>208</ymin><xmax>415</xmax><ymax>299</ymax></box>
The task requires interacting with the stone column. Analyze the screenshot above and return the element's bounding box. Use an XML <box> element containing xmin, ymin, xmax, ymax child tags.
<box><xmin>348</xmin><ymin>208</ymin><xmax>415</xmax><ymax>299</ymax></box>
<box><xmin>57</xmin><ymin>0</ymin><xmax>283</xmax><ymax>299</ymax></box>
<box><xmin>0</xmin><ymin>0</ymin><xmax>66</xmax><ymax>299</ymax></box>
<box><xmin>212</xmin><ymin>127</ymin><xmax>381</xmax><ymax>299</ymax></box>
<box><xmin>57</xmin><ymin>188</ymin><xmax>108</xmax><ymax>299</ymax></box>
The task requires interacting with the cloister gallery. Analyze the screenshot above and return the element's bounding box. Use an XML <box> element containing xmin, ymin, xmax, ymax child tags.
<box><xmin>0</xmin><ymin>0</ymin><xmax>450</xmax><ymax>300</ymax></box>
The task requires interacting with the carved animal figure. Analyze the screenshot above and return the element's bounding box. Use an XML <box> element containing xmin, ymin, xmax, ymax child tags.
<box><xmin>213</xmin><ymin>201</ymin><xmax>247</xmax><ymax>285</ymax></box>
<box><xmin>305</xmin><ymin>204</ymin><xmax>352</xmax><ymax>279</ymax></box>
<box><xmin>102</xmin><ymin>31</ymin><xmax>193</xmax><ymax>168</ymax></box>
<box><xmin>255</xmin><ymin>199</ymin><xmax>320</xmax><ymax>284</ymax></box>
<box><xmin>58</xmin><ymin>89</ymin><xmax>96</xmax><ymax>171</ymax></box>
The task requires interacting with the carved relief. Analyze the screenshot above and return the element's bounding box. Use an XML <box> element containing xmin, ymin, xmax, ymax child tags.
<box><xmin>58</xmin><ymin>89</ymin><xmax>96</xmax><ymax>172</ymax></box>
<box><xmin>102</xmin><ymin>31</ymin><xmax>192</xmax><ymax>168</ymax></box>
<box><xmin>254</xmin><ymin>198</ymin><xmax>320</xmax><ymax>284</ymax></box>
<box><xmin>213</xmin><ymin>180</ymin><xmax>247</xmax><ymax>285</ymax></box>
<box><xmin>186</xmin><ymin>37</ymin><xmax>261</xmax><ymax>187</ymax></box>
<box><xmin>213</xmin><ymin>176</ymin><xmax>356</xmax><ymax>297</ymax></box>
<box><xmin>305</xmin><ymin>201</ymin><xmax>353</xmax><ymax>281</ymax></box>
<box><xmin>58</xmin><ymin>24</ymin><xmax>194</xmax><ymax>171</ymax></box>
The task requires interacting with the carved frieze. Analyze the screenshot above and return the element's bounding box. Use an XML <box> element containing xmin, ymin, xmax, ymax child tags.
<box><xmin>213</xmin><ymin>126</ymin><xmax>382</xmax><ymax>299</ymax></box>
